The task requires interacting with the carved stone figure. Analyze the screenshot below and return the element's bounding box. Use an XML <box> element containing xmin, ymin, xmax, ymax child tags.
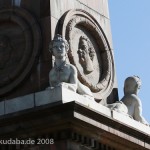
<box><xmin>49</xmin><ymin>34</ymin><xmax>77</xmax><ymax>92</ymax></box>
<box><xmin>107</xmin><ymin>76</ymin><xmax>149</xmax><ymax>125</ymax></box>
<box><xmin>49</xmin><ymin>34</ymin><xmax>93</xmax><ymax>97</ymax></box>
<box><xmin>121</xmin><ymin>76</ymin><xmax>149</xmax><ymax>125</ymax></box>
<box><xmin>78</xmin><ymin>36</ymin><xmax>95</xmax><ymax>74</ymax></box>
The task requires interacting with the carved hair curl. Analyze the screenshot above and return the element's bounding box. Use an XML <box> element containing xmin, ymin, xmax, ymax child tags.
<box><xmin>133</xmin><ymin>75</ymin><xmax>141</xmax><ymax>88</ymax></box>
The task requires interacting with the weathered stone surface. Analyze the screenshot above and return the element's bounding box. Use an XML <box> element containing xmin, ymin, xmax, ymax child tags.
<box><xmin>5</xmin><ymin>94</ymin><xmax>34</xmax><ymax>114</ymax></box>
<box><xmin>0</xmin><ymin>101</ymin><xmax>4</xmax><ymax>116</ymax></box>
<box><xmin>56</xmin><ymin>10</ymin><xmax>115</xmax><ymax>102</ymax></box>
<box><xmin>35</xmin><ymin>86</ymin><xmax>93</xmax><ymax>106</ymax></box>
<box><xmin>50</xmin><ymin>16</ymin><xmax>59</xmax><ymax>39</ymax></box>
<box><xmin>0</xmin><ymin>101</ymin><xmax>149</xmax><ymax>149</ymax></box>
<box><xmin>0</xmin><ymin>0</ymin><xmax>149</xmax><ymax>149</ymax></box>
<box><xmin>0</xmin><ymin>0</ymin><xmax>12</xmax><ymax>9</ymax></box>
<box><xmin>145</xmin><ymin>142</ymin><xmax>150</xmax><ymax>149</ymax></box>
<box><xmin>112</xmin><ymin>110</ymin><xmax>150</xmax><ymax>135</ymax></box>
<box><xmin>2</xmin><ymin>86</ymin><xmax>150</xmax><ymax>138</ymax></box>
<box><xmin>0</xmin><ymin>7</ymin><xmax>41</xmax><ymax>97</ymax></box>
<box><xmin>49</xmin><ymin>0</ymin><xmax>117</xmax><ymax>103</ymax></box>
<box><xmin>50</xmin><ymin>0</ymin><xmax>113</xmax><ymax>48</ymax></box>
<box><xmin>35</xmin><ymin>87</ymin><xmax>63</xmax><ymax>106</ymax></box>
<box><xmin>107</xmin><ymin>76</ymin><xmax>149</xmax><ymax>126</ymax></box>
<box><xmin>75</xmin><ymin>99</ymin><xmax>111</xmax><ymax>117</ymax></box>
<box><xmin>0</xmin><ymin>1</ymin><xmax>51</xmax><ymax>100</ymax></box>
<box><xmin>20</xmin><ymin>0</ymin><xmax>41</xmax><ymax>17</ymax></box>
<box><xmin>0</xmin><ymin>0</ymin><xmax>117</xmax><ymax>105</ymax></box>
<box><xmin>40</xmin><ymin>17</ymin><xmax>52</xmax><ymax>62</ymax></box>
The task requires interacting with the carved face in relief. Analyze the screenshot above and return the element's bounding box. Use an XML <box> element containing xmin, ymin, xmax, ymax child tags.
<box><xmin>49</xmin><ymin>34</ymin><xmax>69</xmax><ymax>59</ymax></box>
<box><xmin>52</xmin><ymin>41</ymin><xmax>66</xmax><ymax>59</ymax></box>
<box><xmin>78</xmin><ymin>36</ymin><xmax>95</xmax><ymax>74</ymax></box>
<box><xmin>0</xmin><ymin>35</ymin><xmax>11</xmax><ymax>69</ymax></box>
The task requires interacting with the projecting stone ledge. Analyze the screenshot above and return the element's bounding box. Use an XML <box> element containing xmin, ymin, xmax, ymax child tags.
<box><xmin>0</xmin><ymin>86</ymin><xmax>150</xmax><ymax>149</ymax></box>
<box><xmin>35</xmin><ymin>86</ymin><xmax>150</xmax><ymax>136</ymax></box>
<box><xmin>0</xmin><ymin>100</ymin><xmax>149</xmax><ymax>149</ymax></box>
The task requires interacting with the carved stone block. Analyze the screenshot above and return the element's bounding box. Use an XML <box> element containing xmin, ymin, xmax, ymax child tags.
<box><xmin>5</xmin><ymin>94</ymin><xmax>34</xmax><ymax>114</ymax></box>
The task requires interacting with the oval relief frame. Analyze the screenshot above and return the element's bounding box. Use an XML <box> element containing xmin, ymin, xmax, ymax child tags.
<box><xmin>58</xmin><ymin>9</ymin><xmax>115</xmax><ymax>100</ymax></box>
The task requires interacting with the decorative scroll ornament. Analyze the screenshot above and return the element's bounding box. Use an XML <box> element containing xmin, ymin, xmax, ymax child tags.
<box><xmin>58</xmin><ymin>10</ymin><xmax>115</xmax><ymax>100</ymax></box>
<box><xmin>0</xmin><ymin>7</ymin><xmax>41</xmax><ymax>95</ymax></box>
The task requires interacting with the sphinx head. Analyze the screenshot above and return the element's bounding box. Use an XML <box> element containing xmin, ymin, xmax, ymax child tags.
<box><xmin>124</xmin><ymin>76</ymin><xmax>141</xmax><ymax>95</ymax></box>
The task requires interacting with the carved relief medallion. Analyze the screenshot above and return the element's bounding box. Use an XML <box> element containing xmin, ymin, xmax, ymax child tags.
<box><xmin>0</xmin><ymin>7</ymin><xmax>41</xmax><ymax>95</ymax></box>
<box><xmin>58</xmin><ymin>10</ymin><xmax>114</xmax><ymax>100</ymax></box>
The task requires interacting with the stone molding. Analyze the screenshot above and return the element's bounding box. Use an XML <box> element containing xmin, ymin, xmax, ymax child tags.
<box><xmin>0</xmin><ymin>98</ymin><xmax>149</xmax><ymax>149</ymax></box>
<box><xmin>0</xmin><ymin>88</ymin><xmax>150</xmax><ymax>139</ymax></box>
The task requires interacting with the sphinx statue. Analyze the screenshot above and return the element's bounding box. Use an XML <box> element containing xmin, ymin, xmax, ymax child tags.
<box><xmin>107</xmin><ymin>76</ymin><xmax>149</xmax><ymax>126</ymax></box>
<box><xmin>48</xmin><ymin>34</ymin><xmax>93</xmax><ymax>98</ymax></box>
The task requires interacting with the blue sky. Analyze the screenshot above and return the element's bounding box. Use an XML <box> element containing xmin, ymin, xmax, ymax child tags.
<box><xmin>108</xmin><ymin>0</ymin><xmax>150</xmax><ymax>123</ymax></box>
